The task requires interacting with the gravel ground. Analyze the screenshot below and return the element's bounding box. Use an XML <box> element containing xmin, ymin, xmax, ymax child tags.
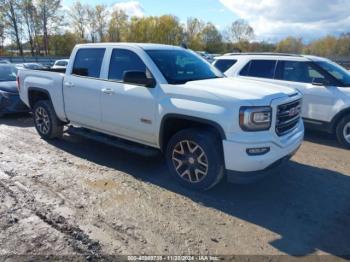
<box><xmin>0</xmin><ymin>113</ymin><xmax>349</xmax><ymax>259</ymax></box>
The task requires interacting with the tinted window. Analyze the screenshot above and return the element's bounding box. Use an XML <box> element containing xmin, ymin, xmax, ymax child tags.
<box><xmin>240</xmin><ymin>62</ymin><xmax>250</xmax><ymax>76</ymax></box>
<box><xmin>108</xmin><ymin>49</ymin><xmax>147</xmax><ymax>81</ymax></box>
<box><xmin>146</xmin><ymin>49</ymin><xmax>223</xmax><ymax>84</ymax></box>
<box><xmin>241</xmin><ymin>60</ymin><xmax>277</xmax><ymax>79</ymax></box>
<box><xmin>316</xmin><ymin>61</ymin><xmax>350</xmax><ymax>86</ymax></box>
<box><xmin>275</xmin><ymin>61</ymin><xmax>328</xmax><ymax>84</ymax></box>
<box><xmin>214</xmin><ymin>59</ymin><xmax>237</xmax><ymax>73</ymax></box>
<box><xmin>72</xmin><ymin>49</ymin><xmax>105</xmax><ymax>78</ymax></box>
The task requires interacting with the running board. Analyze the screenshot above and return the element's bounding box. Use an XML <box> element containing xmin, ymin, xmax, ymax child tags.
<box><xmin>66</xmin><ymin>126</ymin><xmax>160</xmax><ymax>157</ymax></box>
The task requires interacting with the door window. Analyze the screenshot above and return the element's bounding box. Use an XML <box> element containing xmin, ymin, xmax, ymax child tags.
<box><xmin>239</xmin><ymin>60</ymin><xmax>277</xmax><ymax>79</ymax></box>
<box><xmin>72</xmin><ymin>48</ymin><xmax>105</xmax><ymax>78</ymax></box>
<box><xmin>213</xmin><ymin>59</ymin><xmax>237</xmax><ymax>73</ymax></box>
<box><xmin>108</xmin><ymin>49</ymin><xmax>147</xmax><ymax>81</ymax></box>
<box><xmin>315</xmin><ymin>61</ymin><xmax>350</xmax><ymax>86</ymax></box>
<box><xmin>275</xmin><ymin>61</ymin><xmax>327</xmax><ymax>83</ymax></box>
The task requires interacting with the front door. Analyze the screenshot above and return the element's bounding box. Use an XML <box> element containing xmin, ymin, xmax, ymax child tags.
<box><xmin>274</xmin><ymin>60</ymin><xmax>337</xmax><ymax>122</ymax></box>
<box><xmin>100</xmin><ymin>48</ymin><xmax>157</xmax><ymax>145</ymax></box>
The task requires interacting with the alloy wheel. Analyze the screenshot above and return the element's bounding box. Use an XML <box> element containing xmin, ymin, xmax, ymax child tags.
<box><xmin>35</xmin><ymin>107</ymin><xmax>50</xmax><ymax>135</ymax></box>
<box><xmin>172</xmin><ymin>140</ymin><xmax>209</xmax><ymax>183</ymax></box>
<box><xmin>343</xmin><ymin>121</ymin><xmax>350</xmax><ymax>143</ymax></box>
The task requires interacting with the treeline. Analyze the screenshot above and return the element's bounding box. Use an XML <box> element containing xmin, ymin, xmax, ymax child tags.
<box><xmin>0</xmin><ymin>0</ymin><xmax>62</xmax><ymax>56</ymax></box>
<box><xmin>1</xmin><ymin>0</ymin><xmax>350</xmax><ymax>58</ymax></box>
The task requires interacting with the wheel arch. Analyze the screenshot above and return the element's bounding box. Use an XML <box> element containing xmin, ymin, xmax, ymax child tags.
<box><xmin>330</xmin><ymin>107</ymin><xmax>350</xmax><ymax>132</ymax></box>
<box><xmin>28</xmin><ymin>87</ymin><xmax>53</xmax><ymax>109</ymax></box>
<box><xmin>159</xmin><ymin>113</ymin><xmax>226</xmax><ymax>152</ymax></box>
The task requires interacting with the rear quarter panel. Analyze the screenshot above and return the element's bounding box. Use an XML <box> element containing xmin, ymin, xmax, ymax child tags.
<box><xmin>18</xmin><ymin>69</ymin><xmax>67</xmax><ymax>121</ymax></box>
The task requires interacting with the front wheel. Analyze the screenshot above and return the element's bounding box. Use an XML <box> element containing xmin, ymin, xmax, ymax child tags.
<box><xmin>166</xmin><ymin>128</ymin><xmax>225</xmax><ymax>191</ymax></box>
<box><xmin>336</xmin><ymin>115</ymin><xmax>350</xmax><ymax>149</ymax></box>
<box><xmin>33</xmin><ymin>100</ymin><xmax>63</xmax><ymax>140</ymax></box>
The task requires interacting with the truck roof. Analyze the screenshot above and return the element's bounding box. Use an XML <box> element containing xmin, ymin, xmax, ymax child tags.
<box><xmin>75</xmin><ymin>43</ymin><xmax>185</xmax><ymax>51</ymax></box>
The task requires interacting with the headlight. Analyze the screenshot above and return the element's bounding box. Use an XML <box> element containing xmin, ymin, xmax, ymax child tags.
<box><xmin>239</xmin><ymin>106</ymin><xmax>272</xmax><ymax>131</ymax></box>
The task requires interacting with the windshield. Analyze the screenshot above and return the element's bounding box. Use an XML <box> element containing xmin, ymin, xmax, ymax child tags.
<box><xmin>0</xmin><ymin>65</ymin><xmax>17</xmax><ymax>82</ymax></box>
<box><xmin>316</xmin><ymin>61</ymin><xmax>350</xmax><ymax>86</ymax></box>
<box><xmin>145</xmin><ymin>49</ymin><xmax>223</xmax><ymax>84</ymax></box>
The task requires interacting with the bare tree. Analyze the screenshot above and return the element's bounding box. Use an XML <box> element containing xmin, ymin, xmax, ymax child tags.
<box><xmin>185</xmin><ymin>18</ymin><xmax>205</xmax><ymax>50</ymax></box>
<box><xmin>69</xmin><ymin>0</ymin><xmax>87</xmax><ymax>40</ymax></box>
<box><xmin>21</xmin><ymin>0</ymin><xmax>39</xmax><ymax>55</ymax></box>
<box><xmin>86</xmin><ymin>6</ymin><xmax>97</xmax><ymax>42</ymax></box>
<box><xmin>201</xmin><ymin>22</ymin><xmax>223</xmax><ymax>53</ymax></box>
<box><xmin>226</xmin><ymin>19</ymin><xmax>254</xmax><ymax>43</ymax></box>
<box><xmin>0</xmin><ymin>0</ymin><xmax>24</xmax><ymax>56</ymax></box>
<box><xmin>35</xmin><ymin>0</ymin><xmax>62</xmax><ymax>55</ymax></box>
<box><xmin>108</xmin><ymin>9</ymin><xmax>128</xmax><ymax>42</ymax></box>
<box><xmin>186</xmin><ymin>18</ymin><xmax>204</xmax><ymax>40</ymax></box>
<box><xmin>95</xmin><ymin>4</ymin><xmax>108</xmax><ymax>42</ymax></box>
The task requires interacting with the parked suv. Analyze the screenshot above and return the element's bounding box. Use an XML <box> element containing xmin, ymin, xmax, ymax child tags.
<box><xmin>214</xmin><ymin>53</ymin><xmax>350</xmax><ymax>148</ymax></box>
<box><xmin>18</xmin><ymin>44</ymin><xmax>304</xmax><ymax>190</ymax></box>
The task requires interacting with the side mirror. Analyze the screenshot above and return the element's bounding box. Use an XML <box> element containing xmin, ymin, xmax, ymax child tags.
<box><xmin>312</xmin><ymin>78</ymin><xmax>330</xmax><ymax>86</ymax></box>
<box><xmin>123</xmin><ymin>71</ymin><xmax>156</xmax><ymax>88</ymax></box>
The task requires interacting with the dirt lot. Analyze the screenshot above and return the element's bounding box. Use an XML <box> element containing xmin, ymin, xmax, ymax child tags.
<box><xmin>0</xmin><ymin>114</ymin><xmax>349</xmax><ymax>259</ymax></box>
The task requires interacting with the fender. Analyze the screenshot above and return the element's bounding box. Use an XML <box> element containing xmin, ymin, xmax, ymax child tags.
<box><xmin>159</xmin><ymin>113</ymin><xmax>227</xmax><ymax>150</ymax></box>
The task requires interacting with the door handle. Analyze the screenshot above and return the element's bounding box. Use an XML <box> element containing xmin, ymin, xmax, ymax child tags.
<box><xmin>102</xmin><ymin>88</ymin><xmax>115</xmax><ymax>95</ymax></box>
<box><xmin>64</xmin><ymin>82</ymin><xmax>74</xmax><ymax>88</ymax></box>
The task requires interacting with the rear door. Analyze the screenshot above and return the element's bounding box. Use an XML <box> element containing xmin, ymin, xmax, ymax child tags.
<box><xmin>63</xmin><ymin>48</ymin><xmax>106</xmax><ymax>127</ymax></box>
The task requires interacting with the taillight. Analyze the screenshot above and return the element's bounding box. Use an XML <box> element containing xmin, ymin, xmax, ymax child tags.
<box><xmin>16</xmin><ymin>76</ymin><xmax>20</xmax><ymax>91</ymax></box>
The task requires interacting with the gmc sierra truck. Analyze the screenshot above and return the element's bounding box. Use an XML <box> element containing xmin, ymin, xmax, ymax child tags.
<box><xmin>18</xmin><ymin>43</ymin><xmax>304</xmax><ymax>190</ymax></box>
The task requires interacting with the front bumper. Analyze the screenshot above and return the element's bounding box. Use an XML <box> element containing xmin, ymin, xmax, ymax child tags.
<box><xmin>223</xmin><ymin>120</ymin><xmax>304</xmax><ymax>183</ymax></box>
<box><xmin>0</xmin><ymin>90</ymin><xmax>29</xmax><ymax>115</ymax></box>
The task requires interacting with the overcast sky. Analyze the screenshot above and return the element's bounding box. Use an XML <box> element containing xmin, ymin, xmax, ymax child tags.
<box><xmin>63</xmin><ymin>0</ymin><xmax>350</xmax><ymax>42</ymax></box>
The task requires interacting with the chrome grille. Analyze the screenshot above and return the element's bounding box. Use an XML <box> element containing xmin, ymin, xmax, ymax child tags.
<box><xmin>276</xmin><ymin>99</ymin><xmax>302</xmax><ymax>136</ymax></box>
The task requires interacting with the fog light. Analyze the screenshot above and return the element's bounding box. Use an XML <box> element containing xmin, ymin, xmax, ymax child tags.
<box><xmin>246</xmin><ymin>147</ymin><xmax>270</xmax><ymax>156</ymax></box>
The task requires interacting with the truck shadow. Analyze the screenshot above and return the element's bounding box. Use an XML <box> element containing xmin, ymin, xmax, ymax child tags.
<box><xmin>0</xmin><ymin>113</ymin><xmax>33</xmax><ymax>128</ymax></box>
<box><xmin>49</xmin><ymin>133</ymin><xmax>350</xmax><ymax>258</ymax></box>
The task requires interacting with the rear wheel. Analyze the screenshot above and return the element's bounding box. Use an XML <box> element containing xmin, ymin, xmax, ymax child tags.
<box><xmin>166</xmin><ymin>128</ymin><xmax>225</xmax><ymax>191</ymax></box>
<box><xmin>336</xmin><ymin>115</ymin><xmax>350</xmax><ymax>149</ymax></box>
<box><xmin>33</xmin><ymin>100</ymin><xmax>63</xmax><ymax>140</ymax></box>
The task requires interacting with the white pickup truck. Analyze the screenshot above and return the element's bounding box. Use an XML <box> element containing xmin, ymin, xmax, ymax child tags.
<box><xmin>18</xmin><ymin>43</ymin><xmax>304</xmax><ymax>190</ymax></box>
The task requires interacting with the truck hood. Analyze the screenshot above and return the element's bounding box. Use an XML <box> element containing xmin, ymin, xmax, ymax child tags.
<box><xmin>0</xmin><ymin>81</ymin><xmax>18</xmax><ymax>93</ymax></box>
<box><xmin>179</xmin><ymin>78</ymin><xmax>297</xmax><ymax>102</ymax></box>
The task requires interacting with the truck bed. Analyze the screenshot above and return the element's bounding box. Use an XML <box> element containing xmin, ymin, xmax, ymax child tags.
<box><xmin>18</xmin><ymin>68</ymin><xmax>67</xmax><ymax>121</ymax></box>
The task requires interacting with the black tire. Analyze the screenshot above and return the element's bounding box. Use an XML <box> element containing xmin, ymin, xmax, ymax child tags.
<box><xmin>336</xmin><ymin>115</ymin><xmax>350</xmax><ymax>149</ymax></box>
<box><xmin>33</xmin><ymin>100</ymin><xmax>63</xmax><ymax>140</ymax></box>
<box><xmin>166</xmin><ymin>128</ymin><xmax>225</xmax><ymax>191</ymax></box>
